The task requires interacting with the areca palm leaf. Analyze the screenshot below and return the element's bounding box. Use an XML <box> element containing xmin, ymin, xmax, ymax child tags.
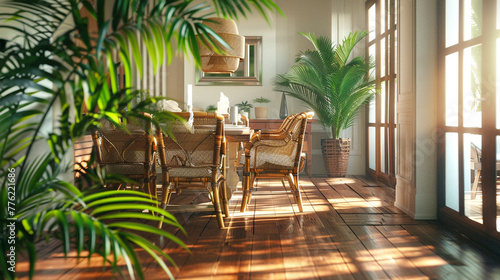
<box><xmin>298</xmin><ymin>33</ymin><xmax>337</xmax><ymax>74</ymax></box>
<box><xmin>0</xmin><ymin>104</ymin><xmax>48</xmax><ymax>173</ymax></box>
<box><xmin>278</xmin><ymin>82</ymin><xmax>333</xmax><ymax>131</ymax></box>
<box><xmin>25</xmin><ymin>192</ymin><xmax>185</xmax><ymax>280</ymax></box>
<box><xmin>6</xmin><ymin>152</ymin><xmax>186</xmax><ymax>280</ymax></box>
<box><xmin>329</xmin><ymin>65</ymin><xmax>374</xmax><ymax>136</ymax></box>
<box><xmin>275</xmin><ymin>31</ymin><xmax>376</xmax><ymax>139</ymax></box>
<box><xmin>331</xmin><ymin>30</ymin><xmax>368</xmax><ymax>67</ymax></box>
<box><xmin>211</xmin><ymin>0</ymin><xmax>282</xmax><ymax>23</ymax></box>
<box><xmin>276</xmin><ymin>70</ymin><xmax>331</xmax><ymax>127</ymax></box>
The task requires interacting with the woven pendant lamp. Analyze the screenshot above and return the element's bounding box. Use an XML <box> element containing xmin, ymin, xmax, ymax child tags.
<box><xmin>197</xmin><ymin>18</ymin><xmax>245</xmax><ymax>73</ymax></box>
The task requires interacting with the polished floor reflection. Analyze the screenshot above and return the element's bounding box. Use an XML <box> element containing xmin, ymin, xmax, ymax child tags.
<box><xmin>18</xmin><ymin>177</ymin><xmax>500</xmax><ymax>279</ymax></box>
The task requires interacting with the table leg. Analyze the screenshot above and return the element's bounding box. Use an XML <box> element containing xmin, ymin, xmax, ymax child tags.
<box><xmin>226</xmin><ymin>141</ymin><xmax>241</xmax><ymax>199</ymax></box>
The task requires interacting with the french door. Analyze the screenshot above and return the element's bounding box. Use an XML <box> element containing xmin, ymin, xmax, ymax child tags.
<box><xmin>438</xmin><ymin>0</ymin><xmax>500</xmax><ymax>248</ymax></box>
<box><xmin>366</xmin><ymin>0</ymin><xmax>398</xmax><ymax>188</ymax></box>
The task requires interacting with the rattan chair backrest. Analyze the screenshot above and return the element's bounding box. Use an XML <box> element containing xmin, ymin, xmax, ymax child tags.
<box><xmin>158</xmin><ymin>112</ymin><xmax>224</xmax><ymax>170</ymax></box>
<box><xmin>94</xmin><ymin>116</ymin><xmax>153</xmax><ymax>165</ymax></box>
<box><xmin>279</xmin><ymin>113</ymin><xmax>300</xmax><ymax>132</ymax></box>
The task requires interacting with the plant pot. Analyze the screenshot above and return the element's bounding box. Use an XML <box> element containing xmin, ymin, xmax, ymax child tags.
<box><xmin>254</xmin><ymin>107</ymin><xmax>268</xmax><ymax>119</ymax></box>
<box><xmin>321</xmin><ymin>138</ymin><xmax>351</xmax><ymax>177</ymax></box>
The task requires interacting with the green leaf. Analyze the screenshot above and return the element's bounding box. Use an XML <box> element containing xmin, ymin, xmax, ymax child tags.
<box><xmin>141</xmin><ymin>23</ymin><xmax>159</xmax><ymax>74</ymax></box>
<box><xmin>86</xmin><ymin>195</ymin><xmax>158</xmax><ymax>209</ymax></box>
<box><xmin>82</xmin><ymin>214</ymin><xmax>97</xmax><ymax>258</ymax></box>
<box><xmin>123</xmin><ymin>232</ymin><xmax>176</xmax><ymax>279</ymax></box>
<box><xmin>71</xmin><ymin>211</ymin><xmax>85</xmax><ymax>258</ymax></box>
<box><xmin>83</xmin><ymin>189</ymin><xmax>151</xmax><ymax>202</ymax></box>
<box><xmin>124</xmin><ymin>27</ymin><xmax>143</xmax><ymax>78</ymax></box>
<box><xmin>107</xmin><ymin>222</ymin><xmax>189</xmax><ymax>251</ymax></box>
<box><xmin>275</xmin><ymin>31</ymin><xmax>375</xmax><ymax>138</ymax></box>
<box><xmin>105</xmin><ymin>45</ymin><xmax>119</xmax><ymax>93</ymax></box>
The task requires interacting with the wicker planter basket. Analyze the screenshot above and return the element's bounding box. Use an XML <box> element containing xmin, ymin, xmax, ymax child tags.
<box><xmin>321</xmin><ymin>138</ymin><xmax>351</xmax><ymax>177</ymax></box>
<box><xmin>254</xmin><ymin>107</ymin><xmax>268</xmax><ymax>119</ymax></box>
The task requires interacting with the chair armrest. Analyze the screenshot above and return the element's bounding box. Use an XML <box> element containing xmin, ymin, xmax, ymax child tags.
<box><xmin>221</xmin><ymin>136</ymin><xmax>227</xmax><ymax>155</ymax></box>
<box><xmin>258</xmin><ymin>128</ymin><xmax>282</xmax><ymax>135</ymax></box>
<box><xmin>244</xmin><ymin>131</ymin><xmax>290</xmax><ymax>155</ymax></box>
<box><xmin>258</xmin><ymin>131</ymin><xmax>288</xmax><ymax>140</ymax></box>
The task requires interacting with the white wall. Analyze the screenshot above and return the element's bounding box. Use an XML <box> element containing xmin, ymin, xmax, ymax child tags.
<box><xmin>183</xmin><ymin>0</ymin><xmax>367</xmax><ymax>175</ymax></box>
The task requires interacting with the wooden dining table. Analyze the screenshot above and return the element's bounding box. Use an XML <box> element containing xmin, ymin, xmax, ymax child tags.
<box><xmin>224</xmin><ymin>125</ymin><xmax>253</xmax><ymax>199</ymax></box>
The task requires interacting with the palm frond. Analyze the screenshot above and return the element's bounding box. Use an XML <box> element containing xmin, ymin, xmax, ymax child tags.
<box><xmin>275</xmin><ymin>31</ymin><xmax>376</xmax><ymax>138</ymax></box>
<box><xmin>212</xmin><ymin>0</ymin><xmax>282</xmax><ymax>23</ymax></box>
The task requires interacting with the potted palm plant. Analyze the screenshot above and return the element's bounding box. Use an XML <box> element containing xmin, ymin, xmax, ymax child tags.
<box><xmin>235</xmin><ymin>101</ymin><xmax>253</xmax><ymax>119</ymax></box>
<box><xmin>253</xmin><ymin>97</ymin><xmax>271</xmax><ymax>119</ymax></box>
<box><xmin>0</xmin><ymin>0</ymin><xmax>281</xmax><ymax>279</ymax></box>
<box><xmin>275</xmin><ymin>31</ymin><xmax>376</xmax><ymax>177</ymax></box>
<box><xmin>206</xmin><ymin>104</ymin><xmax>218</xmax><ymax>113</ymax></box>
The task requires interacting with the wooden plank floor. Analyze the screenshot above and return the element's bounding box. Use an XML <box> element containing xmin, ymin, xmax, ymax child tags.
<box><xmin>17</xmin><ymin>176</ymin><xmax>500</xmax><ymax>279</ymax></box>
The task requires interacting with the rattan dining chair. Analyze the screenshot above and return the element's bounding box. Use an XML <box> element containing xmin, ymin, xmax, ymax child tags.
<box><xmin>156</xmin><ymin>112</ymin><xmax>228</xmax><ymax>228</ymax></box>
<box><xmin>91</xmin><ymin>114</ymin><xmax>157</xmax><ymax>197</ymax></box>
<box><xmin>240</xmin><ymin>112</ymin><xmax>314</xmax><ymax>213</ymax></box>
<box><xmin>241</xmin><ymin>113</ymin><xmax>306</xmax><ymax>171</ymax></box>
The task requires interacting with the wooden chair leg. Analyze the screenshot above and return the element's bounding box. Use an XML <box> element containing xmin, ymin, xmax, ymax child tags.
<box><xmin>219</xmin><ymin>178</ymin><xmax>230</xmax><ymax>217</ymax></box>
<box><xmin>281</xmin><ymin>177</ymin><xmax>287</xmax><ymax>188</ymax></box>
<box><xmin>287</xmin><ymin>173</ymin><xmax>303</xmax><ymax>212</ymax></box>
<box><xmin>160</xmin><ymin>171</ymin><xmax>171</xmax><ymax>205</ymax></box>
<box><xmin>161</xmin><ymin>185</ymin><xmax>172</xmax><ymax>205</ymax></box>
<box><xmin>246</xmin><ymin>174</ymin><xmax>257</xmax><ymax>209</ymax></box>
<box><xmin>220</xmin><ymin>156</ymin><xmax>230</xmax><ymax>218</ymax></box>
<box><xmin>158</xmin><ymin>173</ymin><xmax>171</xmax><ymax>229</ymax></box>
<box><xmin>240</xmin><ymin>171</ymin><xmax>251</xmax><ymax>212</ymax></box>
<box><xmin>240</xmin><ymin>173</ymin><xmax>257</xmax><ymax>212</ymax></box>
<box><xmin>211</xmin><ymin>181</ymin><xmax>225</xmax><ymax>228</ymax></box>
<box><xmin>471</xmin><ymin>170</ymin><xmax>481</xmax><ymax>200</ymax></box>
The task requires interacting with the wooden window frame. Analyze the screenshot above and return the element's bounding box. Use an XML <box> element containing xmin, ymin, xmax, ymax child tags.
<box><xmin>366</xmin><ymin>0</ymin><xmax>398</xmax><ymax>188</ymax></box>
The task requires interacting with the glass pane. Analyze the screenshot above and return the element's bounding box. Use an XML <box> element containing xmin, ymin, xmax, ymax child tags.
<box><xmin>387</xmin><ymin>34</ymin><xmax>391</xmax><ymax>75</ymax></box>
<box><xmin>496</xmin><ymin>136</ymin><xmax>500</xmax><ymax>231</ymax></box>
<box><xmin>381</xmin><ymin>127</ymin><xmax>386</xmax><ymax>173</ymax></box>
<box><xmin>446</xmin><ymin>133</ymin><xmax>459</xmax><ymax>211</ymax></box>
<box><xmin>381</xmin><ymin>81</ymin><xmax>386</xmax><ymax>123</ymax></box>
<box><xmin>497</xmin><ymin>39</ymin><xmax>500</xmax><ymax>129</ymax></box>
<box><xmin>464</xmin><ymin>134</ymin><xmax>483</xmax><ymax>224</ymax></box>
<box><xmin>497</xmin><ymin>137</ymin><xmax>500</xmax><ymax>232</ymax></box>
<box><xmin>394</xmin><ymin>30</ymin><xmax>397</xmax><ymax>75</ymax></box>
<box><xmin>369</xmin><ymin>44</ymin><xmax>376</xmax><ymax>80</ymax></box>
<box><xmin>393</xmin><ymin>77</ymin><xmax>397</xmax><ymax>123</ymax></box>
<box><xmin>369</xmin><ymin>4</ymin><xmax>376</xmax><ymax>41</ymax></box>
<box><xmin>381</xmin><ymin>38</ymin><xmax>386</xmax><ymax>77</ymax></box>
<box><xmin>380</xmin><ymin>0</ymin><xmax>385</xmax><ymax>33</ymax></box>
<box><xmin>446</xmin><ymin>0</ymin><xmax>459</xmax><ymax>47</ymax></box>
<box><xmin>387</xmin><ymin>0</ymin><xmax>391</xmax><ymax>28</ymax></box>
<box><xmin>369</xmin><ymin>127</ymin><xmax>376</xmax><ymax>170</ymax></box>
<box><xmin>394</xmin><ymin>0</ymin><xmax>398</xmax><ymax>25</ymax></box>
<box><xmin>463</xmin><ymin>44</ymin><xmax>482</xmax><ymax>128</ymax></box>
<box><xmin>464</xmin><ymin>0</ymin><xmax>482</xmax><ymax>41</ymax></box>
<box><xmin>446</xmin><ymin>53</ymin><xmax>459</xmax><ymax>127</ymax></box>
<box><xmin>369</xmin><ymin>95</ymin><xmax>376</xmax><ymax>123</ymax></box>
